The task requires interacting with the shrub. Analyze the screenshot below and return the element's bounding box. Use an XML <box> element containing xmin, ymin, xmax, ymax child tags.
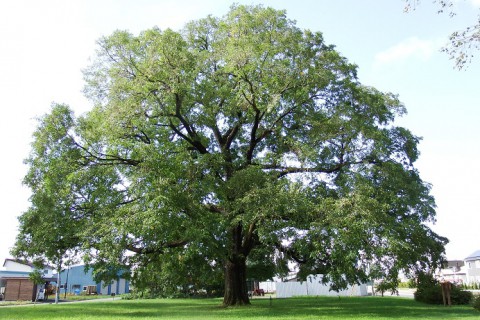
<box><xmin>415</xmin><ymin>284</ymin><xmax>472</xmax><ymax>305</ymax></box>
<box><xmin>414</xmin><ymin>285</ymin><xmax>443</xmax><ymax>304</ymax></box>
<box><xmin>473</xmin><ymin>294</ymin><xmax>480</xmax><ymax>311</ymax></box>
<box><xmin>450</xmin><ymin>286</ymin><xmax>473</xmax><ymax>305</ymax></box>
<box><xmin>413</xmin><ymin>272</ymin><xmax>472</xmax><ymax>305</ymax></box>
<box><xmin>121</xmin><ymin>293</ymin><xmax>137</xmax><ymax>300</ymax></box>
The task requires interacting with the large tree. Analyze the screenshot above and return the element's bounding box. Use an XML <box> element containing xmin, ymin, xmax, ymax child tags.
<box><xmin>18</xmin><ymin>5</ymin><xmax>447</xmax><ymax>306</ymax></box>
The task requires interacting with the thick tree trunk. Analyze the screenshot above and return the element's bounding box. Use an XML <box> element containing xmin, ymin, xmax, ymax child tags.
<box><xmin>223</xmin><ymin>255</ymin><xmax>250</xmax><ymax>306</ymax></box>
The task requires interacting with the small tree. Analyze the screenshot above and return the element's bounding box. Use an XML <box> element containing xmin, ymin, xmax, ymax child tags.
<box><xmin>11</xmin><ymin>104</ymin><xmax>83</xmax><ymax>304</ymax></box>
<box><xmin>29</xmin><ymin>269</ymin><xmax>45</xmax><ymax>303</ymax></box>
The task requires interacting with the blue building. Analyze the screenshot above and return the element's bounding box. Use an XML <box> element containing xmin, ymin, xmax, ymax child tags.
<box><xmin>60</xmin><ymin>265</ymin><xmax>129</xmax><ymax>295</ymax></box>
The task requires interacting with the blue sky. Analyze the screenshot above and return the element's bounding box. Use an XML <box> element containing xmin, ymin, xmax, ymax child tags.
<box><xmin>1</xmin><ymin>0</ymin><xmax>479</xmax><ymax>264</ymax></box>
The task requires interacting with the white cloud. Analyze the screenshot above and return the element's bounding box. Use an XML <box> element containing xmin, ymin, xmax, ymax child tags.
<box><xmin>374</xmin><ymin>37</ymin><xmax>437</xmax><ymax>66</ymax></box>
<box><xmin>470</xmin><ymin>0</ymin><xmax>480</xmax><ymax>7</ymax></box>
<box><xmin>451</xmin><ymin>0</ymin><xmax>480</xmax><ymax>8</ymax></box>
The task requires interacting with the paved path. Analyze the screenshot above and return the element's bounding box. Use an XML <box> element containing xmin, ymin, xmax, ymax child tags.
<box><xmin>397</xmin><ymin>288</ymin><xmax>415</xmax><ymax>298</ymax></box>
<box><xmin>371</xmin><ymin>288</ymin><xmax>415</xmax><ymax>298</ymax></box>
<box><xmin>0</xmin><ymin>297</ymin><xmax>118</xmax><ymax>307</ymax></box>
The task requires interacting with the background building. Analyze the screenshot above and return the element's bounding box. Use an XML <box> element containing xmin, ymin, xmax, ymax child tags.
<box><xmin>59</xmin><ymin>265</ymin><xmax>129</xmax><ymax>296</ymax></box>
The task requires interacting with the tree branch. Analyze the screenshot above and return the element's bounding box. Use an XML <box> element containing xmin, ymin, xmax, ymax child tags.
<box><xmin>205</xmin><ymin>204</ymin><xmax>225</xmax><ymax>214</ymax></box>
<box><xmin>126</xmin><ymin>239</ymin><xmax>189</xmax><ymax>255</ymax></box>
<box><xmin>263</xmin><ymin>159</ymin><xmax>378</xmax><ymax>178</ymax></box>
<box><xmin>71</xmin><ymin>136</ymin><xmax>142</xmax><ymax>167</ymax></box>
<box><xmin>275</xmin><ymin>243</ymin><xmax>307</xmax><ymax>264</ymax></box>
<box><xmin>169</xmin><ymin>94</ymin><xmax>209</xmax><ymax>154</ymax></box>
<box><xmin>242</xmin><ymin>221</ymin><xmax>257</xmax><ymax>255</ymax></box>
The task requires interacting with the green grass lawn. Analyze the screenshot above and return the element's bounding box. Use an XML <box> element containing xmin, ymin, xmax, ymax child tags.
<box><xmin>0</xmin><ymin>296</ymin><xmax>478</xmax><ymax>320</ymax></box>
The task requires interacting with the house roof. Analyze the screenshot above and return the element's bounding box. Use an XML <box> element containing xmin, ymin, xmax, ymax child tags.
<box><xmin>0</xmin><ymin>270</ymin><xmax>58</xmax><ymax>282</ymax></box>
<box><xmin>0</xmin><ymin>270</ymin><xmax>31</xmax><ymax>278</ymax></box>
<box><xmin>443</xmin><ymin>260</ymin><xmax>465</xmax><ymax>268</ymax></box>
<box><xmin>2</xmin><ymin>258</ymin><xmax>53</xmax><ymax>270</ymax></box>
<box><xmin>465</xmin><ymin>250</ymin><xmax>480</xmax><ymax>261</ymax></box>
<box><xmin>3</xmin><ymin>258</ymin><xmax>34</xmax><ymax>268</ymax></box>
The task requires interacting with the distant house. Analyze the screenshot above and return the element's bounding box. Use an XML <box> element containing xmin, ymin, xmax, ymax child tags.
<box><xmin>0</xmin><ymin>259</ymin><xmax>57</xmax><ymax>301</ymax></box>
<box><xmin>437</xmin><ymin>260</ymin><xmax>467</xmax><ymax>284</ymax></box>
<box><xmin>3</xmin><ymin>258</ymin><xmax>55</xmax><ymax>277</ymax></box>
<box><xmin>465</xmin><ymin>250</ymin><xmax>480</xmax><ymax>284</ymax></box>
<box><xmin>435</xmin><ymin>251</ymin><xmax>480</xmax><ymax>285</ymax></box>
<box><xmin>59</xmin><ymin>265</ymin><xmax>130</xmax><ymax>295</ymax></box>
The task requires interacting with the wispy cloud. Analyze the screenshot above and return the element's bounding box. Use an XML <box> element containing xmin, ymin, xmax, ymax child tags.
<box><xmin>374</xmin><ymin>37</ymin><xmax>437</xmax><ymax>66</ymax></box>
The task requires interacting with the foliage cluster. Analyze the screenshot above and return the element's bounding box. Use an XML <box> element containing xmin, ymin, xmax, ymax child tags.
<box><xmin>127</xmin><ymin>252</ymin><xmax>224</xmax><ymax>298</ymax></box>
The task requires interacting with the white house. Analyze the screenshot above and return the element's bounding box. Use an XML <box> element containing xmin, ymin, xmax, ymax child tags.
<box><xmin>465</xmin><ymin>250</ymin><xmax>480</xmax><ymax>284</ymax></box>
<box><xmin>2</xmin><ymin>258</ymin><xmax>55</xmax><ymax>278</ymax></box>
<box><xmin>435</xmin><ymin>251</ymin><xmax>480</xmax><ymax>285</ymax></box>
<box><xmin>436</xmin><ymin>260</ymin><xmax>467</xmax><ymax>284</ymax></box>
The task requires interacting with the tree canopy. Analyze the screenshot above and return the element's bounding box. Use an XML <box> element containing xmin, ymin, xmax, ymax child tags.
<box><xmin>14</xmin><ymin>5</ymin><xmax>447</xmax><ymax>306</ymax></box>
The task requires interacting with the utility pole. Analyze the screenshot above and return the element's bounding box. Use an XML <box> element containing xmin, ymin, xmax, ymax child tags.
<box><xmin>64</xmin><ymin>266</ymin><xmax>70</xmax><ymax>299</ymax></box>
<box><xmin>55</xmin><ymin>262</ymin><xmax>61</xmax><ymax>304</ymax></box>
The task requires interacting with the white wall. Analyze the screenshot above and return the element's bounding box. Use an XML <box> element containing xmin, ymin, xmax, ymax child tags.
<box><xmin>100</xmin><ymin>281</ymin><xmax>109</xmax><ymax>295</ymax></box>
<box><xmin>276</xmin><ymin>275</ymin><xmax>367</xmax><ymax>298</ymax></box>
<box><xmin>259</xmin><ymin>281</ymin><xmax>276</xmax><ymax>293</ymax></box>
<box><xmin>276</xmin><ymin>282</ymin><xmax>307</xmax><ymax>298</ymax></box>
<box><xmin>118</xmin><ymin>279</ymin><xmax>126</xmax><ymax>294</ymax></box>
<box><xmin>112</xmin><ymin>280</ymin><xmax>118</xmax><ymax>294</ymax></box>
